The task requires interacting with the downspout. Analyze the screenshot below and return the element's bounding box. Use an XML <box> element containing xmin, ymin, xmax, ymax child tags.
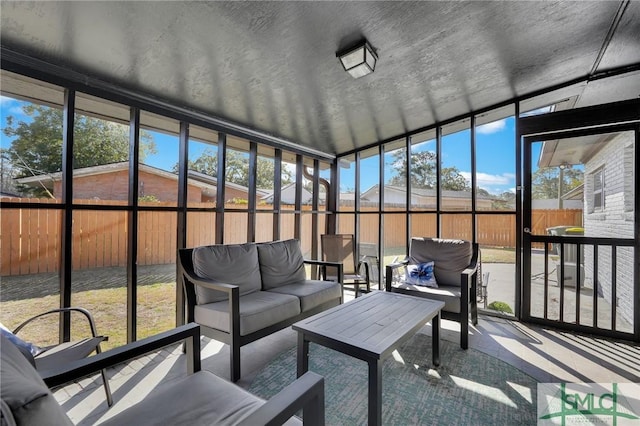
<box><xmin>303</xmin><ymin>166</ymin><xmax>331</xmax><ymax>234</ymax></box>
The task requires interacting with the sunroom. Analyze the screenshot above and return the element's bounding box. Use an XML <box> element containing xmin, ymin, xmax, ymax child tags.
<box><xmin>1</xmin><ymin>2</ymin><xmax>639</xmax><ymax>425</ymax></box>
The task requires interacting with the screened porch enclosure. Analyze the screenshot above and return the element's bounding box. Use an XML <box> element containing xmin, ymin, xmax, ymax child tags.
<box><xmin>1</xmin><ymin>0</ymin><xmax>639</xmax><ymax>347</ymax></box>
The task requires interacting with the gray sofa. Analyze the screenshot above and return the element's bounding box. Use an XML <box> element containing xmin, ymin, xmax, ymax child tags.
<box><xmin>178</xmin><ymin>238</ymin><xmax>343</xmax><ymax>382</ymax></box>
<box><xmin>0</xmin><ymin>323</ymin><xmax>325</xmax><ymax>426</ymax></box>
<box><xmin>385</xmin><ymin>237</ymin><xmax>479</xmax><ymax>349</ymax></box>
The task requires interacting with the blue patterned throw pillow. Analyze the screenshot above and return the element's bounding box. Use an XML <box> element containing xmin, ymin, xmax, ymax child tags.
<box><xmin>405</xmin><ymin>261</ymin><xmax>438</xmax><ymax>288</ymax></box>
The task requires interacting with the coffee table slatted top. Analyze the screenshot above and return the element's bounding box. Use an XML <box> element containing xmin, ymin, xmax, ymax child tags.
<box><xmin>292</xmin><ymin>291</ymin><xmax>444</xmax><ymax>360</ymax></box>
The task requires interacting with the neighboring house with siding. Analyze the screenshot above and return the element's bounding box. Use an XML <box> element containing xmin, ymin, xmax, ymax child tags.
<box><xmin>581</xmin><ymin>132</ymin><xmax>635</xmax><ymax>327</ymax></box>
<box><xmin>260</xmin><ymin>182</ymin><xmax>312</xmax><ymax>205</ymax></box>
<box><xmin>360</xmin><ymin>184</ymin><xmax>495</xmax><ymax>210</ymax></box>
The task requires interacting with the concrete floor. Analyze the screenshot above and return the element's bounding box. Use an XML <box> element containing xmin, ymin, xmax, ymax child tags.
<box><xmin>54</xmin><ymin>289</ymin><xmax>640</xmax><ymax>426</ymax></box>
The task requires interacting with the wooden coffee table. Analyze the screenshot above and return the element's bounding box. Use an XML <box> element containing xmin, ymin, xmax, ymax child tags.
<box><xmin>293</xmin><ymin>291</ymin><xmax>444</xmax><ymax>426</ymax></box>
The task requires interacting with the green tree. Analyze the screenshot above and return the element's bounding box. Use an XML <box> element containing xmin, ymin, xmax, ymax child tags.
<box><xmin>4</xmin><ymin>105</ymin><xmax>156</xmax><ymax>196</ymax></box>
<box><xmin>388</xmin><ymin>150</ymin><xmax>470</xmax><ymax>191</ymax></box>
<box><xmin>492</xmin><ymin>191</ymin><xmax>516</xmax><ymax>210</ymax></box>
<box><xmin>532</xmin><ymin>167</ymin><xmax>583</xmax><ymax>199</ymax></box>
<box><xmin>389</xmin><ymin>151</ymin><xmax>436</xmax><ymax>189</ymax></box>
<box><xmin>183</xmin><ymin>147</ymin><xmax>217</xmax><ymax>175</ymax></box>
<box><xmin>179</xmin><ymin>149</ymin><xmax>292</xmax><ymax>189</ymax></box>
<box><xmin>440</xmin><ymin>166</ymin><xmax>469</xmax><ymax>191</ymax></box>
<box><xmin>0</xmin><ymin>149</ymin><xmax>19</xmax><ymax>194</ymax></box>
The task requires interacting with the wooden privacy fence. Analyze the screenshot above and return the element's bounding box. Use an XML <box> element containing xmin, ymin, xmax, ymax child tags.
<box><xmin>352</xmin><ymin>208</ymin><xmax>582</xmax><ymax>250</ymax></box>
<box><xmin>1</xmin><ymin>198</ymin><xmax>582</xmax><ymax>276</ymax></box>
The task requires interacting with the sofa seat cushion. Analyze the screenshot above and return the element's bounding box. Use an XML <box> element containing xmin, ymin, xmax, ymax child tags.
<box><xmin>0</xmin><ymin>335</ymin><xmax>73</xmax><ymax>426</ymax></box>
<box><xmin>267</xmin><ymin>280</ymin><xmax>342</xmax><ymax>312</ymax></box>
<box><xmin>192</xmin><ymin>243</ymin><xmax>262</xmax><ymax>304</ymax></box>
<box><xmin>392</xmin><ymin>284</ymin><xmax>462</xmax><ymax>313</ymax></box>
<box><xmin>194</xmin><ymin>291</ymin><xmax>301</xmax><ymax>336</ymax></box>
<box><xmin>409</xmin><ymin>238</ymin><xmax>472</xmax><ymax>286</ymax></box>
<box><xmin>257</xmin><ymin>239</ymin><xmax>307</xmax><ymax>290</ymax></box>
<box><xmin>100</xmin><ymin>370</ymin><xmax>301</xmax><ymax>426</ymax></box>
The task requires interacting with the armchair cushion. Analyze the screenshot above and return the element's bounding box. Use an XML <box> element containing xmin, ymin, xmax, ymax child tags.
<box><xmin>391</xmin><ymin>283</ymin><xmax>462</xmax><ymax>313</ymax></box>
<box><xmin>0</xmin><ymin>335</ymin><xmax>73</xmax><ymax>426</ymax></box>
<box><xmin>194</xmin><ymin>291</ymin><xmax>301</xmax><ymax>336</ymax></box>
<box><xmin>409</xmin><ymin>238</ymin><xmax>472</xmax><ymax>286</ymax></box>
<box><xmin>99</xmin><ymin>370</ymin><xmax>301</xmax><ymax>426</ymax></box>
<box><xmin>192</xmin><ymin>243</ymin><xmax>262</xmax><ymax>304</ymax></box>
<box><xmin>257</xmin><ymin>239</ymin><xmax>307</xmax><ymax>290</ymax></box>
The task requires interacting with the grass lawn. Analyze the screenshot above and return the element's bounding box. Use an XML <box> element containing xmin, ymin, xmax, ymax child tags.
<box><xmin>480</xmin><ymin>247</ymin><xmax>516</xmax><ymax>263</ymax></box>
<box><xmin>1</xmin><ymin>283</ymin><xmax>176</xmax><ymax>351</ymax></box>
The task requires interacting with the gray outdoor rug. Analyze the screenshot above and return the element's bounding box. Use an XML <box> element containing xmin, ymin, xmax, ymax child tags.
<box><xmin>249</xmin><ymin>333</ymin><xmax>537</xmax><ymax>425</ymax></box>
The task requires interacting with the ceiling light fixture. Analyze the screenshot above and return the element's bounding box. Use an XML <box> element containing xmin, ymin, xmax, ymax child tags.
<box><xmin>336</xmin><ymin>39</ymin><xmax>377</xmax><ymax>79</ymax></box>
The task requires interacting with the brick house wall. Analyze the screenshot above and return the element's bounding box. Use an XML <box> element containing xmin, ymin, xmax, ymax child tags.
<box><xmin>223</xmin><ymin>186</ymin><xmax>251</xmax><ymax>202</ymax></box>
<box><xmin>53</xmin><ymin>169</ymin><xmax>202</xmax><ymax>202</ymax></box>
<box><xmin>583</xmin><ymin>131</ymin><xmax>635</xmax><ymax>327</ymax></box>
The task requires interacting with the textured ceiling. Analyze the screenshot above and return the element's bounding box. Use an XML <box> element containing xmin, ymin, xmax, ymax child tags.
<box><xmin>1</xmin><ymin>1</ymin><xmax>640</xmax><ymax>156</ymax></box>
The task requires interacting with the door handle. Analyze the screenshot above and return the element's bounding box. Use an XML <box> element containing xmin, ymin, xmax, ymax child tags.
<box><xmin>523</xmin><ymin>228</ymin><xmax>531</xmax><ymax>234</ymax></box>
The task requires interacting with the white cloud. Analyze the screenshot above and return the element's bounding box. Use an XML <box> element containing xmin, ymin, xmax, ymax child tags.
<box><xmin>480</xmin><ymin>185</ymin><xmax>517</xmax><ymax>196</ymax></box>
<box><xmin>1</xmin><ymin>96</ymin><xmax>28</xmax><ymax>116</ymax></box>
<box><xmin>460</xmin><ymin>171</ymin><xmax>513</xmax><ymax>186</ymax></box>
<box><xmin>459</xmin><ymin>172</ymin><xmax>472</xmax><ymax>183</ymax></box>
<box><xmin>412</xmin><ymin>139</ymin><xmax>435</xmax><ymax>151</ymax></box>
<box><xmin>476</xmin><ymin>119</ymin><xmax>506</xmax><ymax>134</ymax></box>
<box><xmin>520</xmin><ymin>106</ymin><xmax>553</xmax><ymax>117</ymax></box>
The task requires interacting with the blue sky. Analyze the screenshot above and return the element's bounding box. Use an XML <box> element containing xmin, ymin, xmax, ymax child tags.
<box><xmin>2</xmin><ymin>96</ymin><xmax>529</xmax><ymax>195</ymax></box>
<box><xmin>341</xmin><ymin>116</ymin><xmax>520</xmax><ymax>195</ymax></box>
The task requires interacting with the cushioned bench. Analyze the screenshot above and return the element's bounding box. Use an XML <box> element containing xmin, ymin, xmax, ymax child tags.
<box><xmin>179</xmin><ymin>238</ymin><xmax>343</xmax><ymax>382</ymax></box>
<box><xmin>1</xmin><ymin>323</ymin><xmax>325</xmax><ymax>425</ymax></box>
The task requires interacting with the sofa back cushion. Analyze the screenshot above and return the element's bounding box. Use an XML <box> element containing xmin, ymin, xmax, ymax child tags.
<box><xmin>192</xmin><ymin>243</ymin><xmax>262</xmax><ymax>304</ymax></box>
<box><xmin>257</xmin><ymin>239</ymin><xmax>307</xmax><ymax>290</ymax></box>
<box><xmin>0</xmin><ymin>335</ymin><xmax>73</xmax><ymax>426</ymax></box>
<box><xmin>409</xmin><ymin>238</ymin><xmax>472</xmax><ymax>287</ymax></box>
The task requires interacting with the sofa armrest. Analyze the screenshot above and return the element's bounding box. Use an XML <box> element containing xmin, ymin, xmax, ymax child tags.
<box><xmin>41</xmin><ymin>323</ymin><xmax>201</xmax><ymax>388</ymax></box>
<box><xmin>303</xmin><ymin>259</ymin><xmax>342</xmax><ymax>268</ymax></box>
<box><xmin>238</xmin><ymin>371</ymin><xmax>325</xmax><ymax>426</ymax></box>
<box><xmin>304</xmin><ymin>259</ymin><xmax>343</xmax><ymax>281</ymax></box>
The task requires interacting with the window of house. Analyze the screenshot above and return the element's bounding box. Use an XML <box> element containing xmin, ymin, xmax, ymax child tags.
<box><xmin>591</xmin><ymin>167</ymin><xmax>605</xmax><ymax>212</ymax></box>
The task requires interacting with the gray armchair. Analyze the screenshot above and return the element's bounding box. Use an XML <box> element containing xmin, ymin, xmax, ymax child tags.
<box><xmin>1</xmin><ymin>323</ymin><xmax>325</xmax><ymax>426</ymax></box>
<box><xmin>385</xmin><ymin>237</ymin><xmax>479</xmax><ymax>349</ymax></box>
